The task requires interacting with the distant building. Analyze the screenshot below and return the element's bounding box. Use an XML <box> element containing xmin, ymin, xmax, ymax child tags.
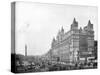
<box><xmin>48</xmin><ymin>18</ymin><xmax>95</xmax><ymax>64</ymax></box>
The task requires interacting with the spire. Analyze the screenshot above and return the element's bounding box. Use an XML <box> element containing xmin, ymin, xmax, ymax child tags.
<box><xmin>88</xmin><ymin>20</ymin><xmax>91</xmax><ymax>25</ymax></box>
<box><xmin>71</xmin><ymin>18</ymin><xmax>78</xmax><ymax>30</ymax></box>
<box><xmin>79</xmin><ymin>27</ymin><xmax>82</xmax><ymax>32</ymax></box>
<box><xmin>87</xmin><ymin>20</ymin><xmax>93</xmax><ymax>29</ymax></box>
<box><xmin>73</xmin><ymin>17</ymin><xmax>77</xmax><ymax>24</ymax></box>
<box><xmin>52</xmin><ymin>37</ymin><xmax>56</xmax><ymax>48</ymax></box>
<box><xmin>80</xmin><ymin>27</ymin><xmax>82</xmax><ymax>31</ymax></box>
<box><xmin>53</xmin><ymin>37</ymin><xmax>56</xmax><ymax>42</ymax></box>
<box><xmin>61</xmin><ymin>26</ymin><xmax>64</xmax><ymax>32</ymax></box>
<box><xmin>58</xmin><ymin>29</ymin><xmax>61</xmax><ymax>35</ymax></box>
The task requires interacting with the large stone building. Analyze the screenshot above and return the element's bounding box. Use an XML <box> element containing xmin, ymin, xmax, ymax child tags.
<box><xmin>48</xmin><ymin>18</ymin><xmax>94</xmax><ymax>64</ymax></box>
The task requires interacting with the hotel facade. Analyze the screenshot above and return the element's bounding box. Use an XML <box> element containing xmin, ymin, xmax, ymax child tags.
<box><xmin>47</xmin><ymin>18</ymin><xmax>95</xmax><ymax>64</ymax></box>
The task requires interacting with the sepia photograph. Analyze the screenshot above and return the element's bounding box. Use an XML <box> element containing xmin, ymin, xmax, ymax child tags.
<box><xmin>11</xmin><ymin>2</ymin><xmax>98</xmax><ymax>73</ymax></box>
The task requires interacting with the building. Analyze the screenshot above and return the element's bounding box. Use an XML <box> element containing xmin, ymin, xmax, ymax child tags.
<box><xmin>48</xmin><ymin>18</ymin><xmax>94</xmax><ymax>64</ymax></box>
<box><xmin>94</xmin><ymin>40</ymin><xmax>97</xmax><ymax>60</ymax></box>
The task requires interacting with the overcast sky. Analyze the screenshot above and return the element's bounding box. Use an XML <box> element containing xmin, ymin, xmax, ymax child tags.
<box><xmin>15</xmin><ymin>2</ymin><xmax>98</xmax><ymax>56</ymax></box>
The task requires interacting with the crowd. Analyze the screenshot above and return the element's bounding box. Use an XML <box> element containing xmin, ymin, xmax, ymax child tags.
<box><xmin>15</xmin><ymin>58</ymin><xmax>97</xmax><ymax>73</ymax></box>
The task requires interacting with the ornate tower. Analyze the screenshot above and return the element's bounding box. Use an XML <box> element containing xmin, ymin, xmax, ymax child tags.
<box><xmin>61</xmin><ymin>26</ymin><xmax>64</xmax><ymax>34</ymax></box>
<box><xmin>87</xmin><ymin>20</ymin><xmax>94</xmax><ymax>59</ymax></box>
<box><xmin>87</xmin><ymin>20</ymin><xmax>93</xmax><ymax>31</ymax></box>
<box><xmin>71</xmin><ymin>18</ymin><xmax>78</xmax><ymax>30</ymax></box>
<box><xmin>79</xmin><ymin>20</ymin><xmax>94</xmax><ymax>62</ymax></box>
<box><xmin>56</xmin><ymin>27</ymin><xmax>64</xmax><ymax>42</ymax></box>
<box><xmin>70</xmin><ymin>18</ymin><xmax>79</xmax><ymax>63</ymax></box>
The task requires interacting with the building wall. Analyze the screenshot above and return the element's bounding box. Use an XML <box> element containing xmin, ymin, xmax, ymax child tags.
<box><xmin>49</xmin><ymin>18</ymin><xmax>94</xmax><ymax>63</ymax></box>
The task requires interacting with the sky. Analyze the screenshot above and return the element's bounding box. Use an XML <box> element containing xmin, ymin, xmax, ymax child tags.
<box><xmin>15</xmin><ymin>2</ymin><xmax>98</xmax><ymax>56</ymax></box>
